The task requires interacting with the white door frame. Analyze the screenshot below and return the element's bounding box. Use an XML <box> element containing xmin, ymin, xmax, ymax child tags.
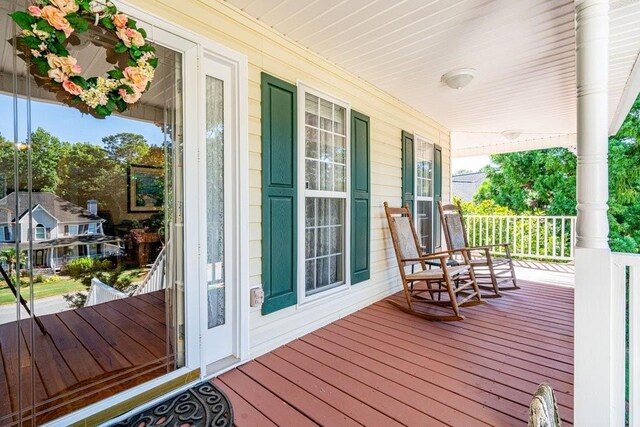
<box><xmin>197</xmin><ymin>49</ymin><xmax>248</xmax><ymax>371</ymax></box>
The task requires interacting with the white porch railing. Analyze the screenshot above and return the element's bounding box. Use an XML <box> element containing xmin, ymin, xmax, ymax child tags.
<box><xmin>133</xmin><ymin>246</ymin><xmax>166</xmax><ymax>296</ymax></box>
<box><xmin>464</xmin><ymin>215</ymin><xmax>577</xmax><ymax>261</ymax></box>
<box><xmin>85</xmin><ymin>278</ymin><xmax>128</xmax><ymax>307</ymax></box>
<box><xmin>612</xmin><ymin>252</ymin><xmax>640</xmax><ymax>425</ymax></box>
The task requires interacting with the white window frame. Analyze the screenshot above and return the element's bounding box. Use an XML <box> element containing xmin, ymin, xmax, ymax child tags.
<box><xmin>414</xmin><ymin>134</ymin><xmax>435</xmax><ymax>251</ymax></box>
<box><xmin>34</xmin><ymin>224</ymin><xmax>45</xmax><ymax>240</ymax></box>
<box><xmin>297</xmin><ymin>83</ymin><xmax>351</xmax><ymax>305</ymax></box>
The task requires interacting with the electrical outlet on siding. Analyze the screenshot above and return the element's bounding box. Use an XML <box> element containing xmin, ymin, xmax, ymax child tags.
<box><xmin>250</xmin><ymin>287</ymin><xmax>264</xmax><ymax>307</ymax></box>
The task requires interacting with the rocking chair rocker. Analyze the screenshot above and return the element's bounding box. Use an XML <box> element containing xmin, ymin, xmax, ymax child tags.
<box><xmin>384</xmin><ymin>202</ymin><xmax>484</xmax><ymax>321</ymax></box>
<box><xmin>438</xmin><ymin>201</ymin><xmax>519</xmax><ymax>297</ymax></box>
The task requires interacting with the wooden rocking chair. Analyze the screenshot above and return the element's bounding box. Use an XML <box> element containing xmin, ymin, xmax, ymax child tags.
<box><xmin>384</xmin><ymin>202</ymin><xmax>484</xmax><ymax>321</ymax></box>
<box><xmin>438</xmin><ymin>201</ymin><xmax>519</xmax><ymax>297</ymax></box>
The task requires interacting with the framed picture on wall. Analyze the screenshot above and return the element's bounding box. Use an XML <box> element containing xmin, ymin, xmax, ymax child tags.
<box><xmin>128</xmin><ymin>165</ymin><xmax>164</xmax><ymax>213</ymax></box>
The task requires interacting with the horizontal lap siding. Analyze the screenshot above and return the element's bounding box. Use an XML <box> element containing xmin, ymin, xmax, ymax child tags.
<box><xmin>127</xmin><ymin>0</ymin><xmax>451</xmax><ymax>355</ymax></box>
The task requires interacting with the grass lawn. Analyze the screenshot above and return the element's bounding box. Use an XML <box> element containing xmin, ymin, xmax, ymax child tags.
<box><xmin>0</xmin><ymin>277</ymin><xmax>86</xmax><ymax>305</ymax></box>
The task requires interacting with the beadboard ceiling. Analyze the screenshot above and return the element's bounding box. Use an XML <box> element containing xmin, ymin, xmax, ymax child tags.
<box><xmin>226</xmin><ymin>0</ymin><xmax>640</xmax><ymax>155</ymax></box>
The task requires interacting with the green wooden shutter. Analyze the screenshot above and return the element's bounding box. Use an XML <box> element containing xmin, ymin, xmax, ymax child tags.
<box><xmin>401</xmin><ymin>131</ymin><xmax>415</xmax><ymax>212</ymax></box>
<box><xmin>351</xmin><ymin>110</ymin><xmax>370</xmax><ymax>285</ymax></box>
<box><xmin>261</xmin><ymin>73</ymin><xmax>297</xmax><ymax>314</ymax></box>
<box><xmin>433</xmin><ymin>144</ymin><xmax>443</xmax><ymax>251</ymax></box>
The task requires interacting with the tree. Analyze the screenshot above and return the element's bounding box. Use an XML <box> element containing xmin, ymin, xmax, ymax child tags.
<box><xmin>0</xmin><ymin>249</ymin><xmax>27</xmax><ymax>276</ymax></box>
<box><xmin>0</xmin><ymin>128</ymin><xmax>67</xmax><ymax>193</ymax></box>
<box><xmin>475</xmin><ymin>148</ymin><xmax>576</xmax><ymax>215</ymax></box>
<box><xmin>102</xmin><ymin>133</ymin><xmax>150</xmax><ymax>164</ymax></box>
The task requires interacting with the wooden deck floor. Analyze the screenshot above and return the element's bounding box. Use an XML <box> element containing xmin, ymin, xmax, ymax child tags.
<box><xmin>214</xmin><ymin>280</ymin><xmax>574</xmax><ymax>426</ymax></box>
<box><xmin>0</xmin><ymin>291</ymin><xmax>174</xmax><ymax>426</ymax></box>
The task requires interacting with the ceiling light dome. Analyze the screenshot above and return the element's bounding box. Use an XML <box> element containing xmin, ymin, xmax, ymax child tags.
<box><xmin>441</xmin><ymin>68</ymin><xmax>476</xmax><ymax>89</ymax></box>
<box><xmin>501</xmin><ymin>129</ymin><xmax>524</xmax><ymax>140</ymax></box>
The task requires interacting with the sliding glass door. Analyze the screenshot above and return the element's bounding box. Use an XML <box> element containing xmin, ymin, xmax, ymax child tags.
<box><xmin>0</xmin><ymin>1</ymin><xmax>185</xmax><ymax>423</ymax></box>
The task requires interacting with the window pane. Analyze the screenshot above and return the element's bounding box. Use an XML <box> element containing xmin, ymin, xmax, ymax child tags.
<box><xmin>320</xmin><ymin>130</ymin><xmax>333</xmax><ymax>162</ymax></box>
<box><xmin>335</xmin><ymin>165</ymin><xmax>345</xmax><ymax>192</ymax></box>
<box><xmin>305</xmin><ymin>126</ymin><xmax>318</xmax><ymax>158</ymax></box>
<box><xmin>305</xmin><ymin>259</ymin><xmax>315</xmax><ymax>292</ymax></box>
<box><xmin>319</xmin><ymin>162</ymin><xmax>332</xmax><ymax>191</ymax></box>
<box><xmin>334</xmin><ymin>105</ymin><xmax>346</xmax><ymax>135</ymax></box>
<box><xmin>305</xmin><ymin>94</ymin><xmax>318</xmax><ymax>126</ymax></box>
<box><xmin>304</xmin><ymin>197</ymin><xmax>345</xmax><ymax>296</ymax></box>
<box><xmin>305</xmin><ymin>159</ymin><xmax>318</xmax><ymax>190</ymax></box>
<box><xmin>334</xmin><ymin>136</ymin><xmax>346</xmax><ymax>164</ymax></box>
<box><xmin>206</xmin><ymin>76</ymin><xmax>225</xmax><ymax>329</ymax></box>
<box><xmin>319</xmin><ymin>99</ymin><xmax>333</xmax><ymax>131</ymax></box>
<box><xmin>305</xmin><ymin>198</ymin><xmax>316</xmax><ymax>227</ymax></box>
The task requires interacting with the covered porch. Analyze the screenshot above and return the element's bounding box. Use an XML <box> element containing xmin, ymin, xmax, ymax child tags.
<box><xmin>214</xmin><ymin>278</ymin><xmax>574</xmax><ymax>426</ymax></box>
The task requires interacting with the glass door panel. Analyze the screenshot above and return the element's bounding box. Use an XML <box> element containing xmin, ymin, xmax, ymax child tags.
<box><xmin>206</xmin><ymin>76</ymin><xmax>225</xmax><ymax>330</ymax></box>
<box><xmin>201</xmin><ymin>58</ymin><xmax>234</xmax><ymax>366</ymax></box>
<box><xmin>0</xmin><ymin>2</ymin><xmax>186</xmax><ymax>423</ymax></box>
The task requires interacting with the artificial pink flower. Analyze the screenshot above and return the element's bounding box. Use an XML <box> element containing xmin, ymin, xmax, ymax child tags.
<box><xmin>119</xmin><ymin>87</ymin><xmax>142</xmax><ymax>103</ymax></box>
<box><xmin>41</xmin><ymin>6</ymin><xmax>73</xmax><ymax>37</ymax></box>
<box><xmin>116</xmin><ymin>27</ymin><xmax>145</xmax><ymax>48</ymax></box>
<box><xmin>123</xmin><ymin>66</ymin><xmax>148</xmax><ymax>92</ymax></box>
<box><xmin>27</xmin><ymin>5</ymin><xmax>42</xmax><ymax>17</ymax></box>
<box><xmin>112</xmin><ymin>14</ymin><xmax>128</xmax><ymax>29</ymax></box>
<box><xmin>62</xmin><ymin>80</ymin><xmax>83</xmax><ymax>95</ymax></box>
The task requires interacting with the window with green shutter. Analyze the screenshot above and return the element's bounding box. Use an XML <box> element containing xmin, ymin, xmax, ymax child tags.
<box><xmin>401</xmin><ymin>130</ymin><xmax>415</xmax><ymax>213</ymax></box>
<box><xmin>351</xmin><ymin>111</ymin><xmax>370</xmax><ymax>284</ymax></box>
<box><xmin>300</xmin><ymin>86</ymin><xmax>350</xmax><ymax>299</ymax></box>
<box><xmin>261</xmin><ymin>73</ymin><xmax>297</xmax><ymax>315</ymax></box>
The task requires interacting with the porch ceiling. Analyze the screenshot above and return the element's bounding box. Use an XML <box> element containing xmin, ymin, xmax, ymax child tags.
<box><xmin>226</xmin><ymin>0</ymin><xmax>640</xmax><ymax>156</ymax></box>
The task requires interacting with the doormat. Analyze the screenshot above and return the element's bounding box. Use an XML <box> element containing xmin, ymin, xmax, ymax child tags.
<box><xmin>110</xmin><ymin>381</ymin><xmax>233</xmax><ymax>427</ymax></box>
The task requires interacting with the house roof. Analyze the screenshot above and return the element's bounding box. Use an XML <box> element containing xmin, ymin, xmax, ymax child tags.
<box><xmin>452</xmin><ymin>172</ymin><xmax>487</xmax><ymax>202</ymax></box>
<box><xmin>0</xmin><ymin>192</ymin><xmax>102</xmax><ymax>223</ymax></box>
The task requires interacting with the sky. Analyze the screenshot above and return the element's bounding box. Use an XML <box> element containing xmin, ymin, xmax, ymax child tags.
<box><xmin>452</xmin><ymin>155</ymin><xmax>491</xmax><ymax>174</ymax></box>
<box><xmin>0</xmin><ymin>94</ymin><xmax>164</xmax><ymax>146</ymax></box>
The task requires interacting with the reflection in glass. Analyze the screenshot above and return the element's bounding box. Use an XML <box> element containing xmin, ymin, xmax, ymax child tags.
<box><xmin>206</xmin><ymin>76</ymin><xmax>225</xmax><ymax>329</ymax></box>
<box><xmin>0</xmin><ymin>3</ymin><xmax>184</xmax><ymax>423</ymax></box>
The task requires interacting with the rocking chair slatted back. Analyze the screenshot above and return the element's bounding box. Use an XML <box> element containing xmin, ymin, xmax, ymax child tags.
<box><xmin>439</xmin><ymin>203</ymin><xmax>469</xmax><ymax>251</ymax></box>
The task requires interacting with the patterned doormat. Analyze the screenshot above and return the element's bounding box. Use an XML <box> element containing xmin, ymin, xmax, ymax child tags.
<box><xmin>110</xmin><ymin>381</ymin><xmax>233</xmax><ymax>427</ymax></box>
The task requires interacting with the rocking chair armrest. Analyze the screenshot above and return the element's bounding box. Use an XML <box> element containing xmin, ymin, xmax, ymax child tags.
<box><xmin>402</xmin><ymin>253</ymin><xmax>449</xmax><ymax>263</ymax></box>
<box><xmin>469</xmin><ymin>243</ymin><xmax>510</xmax><ymax>250</ymax></box>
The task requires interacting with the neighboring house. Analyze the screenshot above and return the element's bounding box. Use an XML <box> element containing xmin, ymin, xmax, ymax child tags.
<box><xmin>452</xmin><ymin>171</ymin><xmax>487</xmax><ymax>202</ymax></box>
<box><xmin>0</xmin><ymin>192</ymin><xmax>122</xmax><ymax>270</ymax></box>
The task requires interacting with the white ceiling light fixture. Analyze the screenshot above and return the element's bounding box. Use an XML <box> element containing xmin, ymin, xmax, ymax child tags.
<box><xmin>501</xmin><ymin>129</ymin><xmax>524</xmax><ymax>140</ymax></box>
<box><xmin>440</xmin><ymin>68</ymin><xmax>476</xmax><ymax>89</ymax></box>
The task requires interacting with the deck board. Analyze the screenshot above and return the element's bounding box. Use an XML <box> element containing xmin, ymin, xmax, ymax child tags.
<box><xmin>0</xmin><ymin>291</ymin><xmax>172</xmax><ymax>425</ymax></box>
<box><xmin>217</xmin><ymin>279</ymin><xmax>575</xmax><ymax>426</ymax></box>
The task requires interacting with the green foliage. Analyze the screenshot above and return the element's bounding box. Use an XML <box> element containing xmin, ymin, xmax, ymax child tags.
<box><xmin>63</xmin><ymin>257</ymin><xmax>141</xmax><ymax>308</ymax></box>
<box><xmin>0</xmin><ymin>249</ymin><xmax>27</xmax><ymax>276</ymax></box>
<box><xmin>473</xmin><ymin>95</ymin><xmax>640</xmax><ymax>254</ymax></box>
<box><xmin>475</xmin><ymin>148</ymin><xmax>577</xmax><ymax>215</ymax></box>
<box><xmin>0</xmin><ymin>128</ymin><xmax>67</xmax><ymax>192</ymax></box>
<box><xmin>102</xmin><ymin>133</ymin><xmax>150</xmax><ymax>163</ymax></box>
<box><xmin>454</xmin><ymin>198</ymin><xmax>516</xmax><ymax>216</ymax></box>
<box><xmin>9</xmin><ymin>11</ymin><xmax>36</xmax><ymax>30</ymax></box>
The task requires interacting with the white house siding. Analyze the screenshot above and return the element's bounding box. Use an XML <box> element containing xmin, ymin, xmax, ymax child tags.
<box><xmin>19</xmin><ymin>206</ymin><xmax>57</xmax><ymax>241</ymax></box>
<box><xmin>127</xmin><ymin>0</ymin><xmax>452</xmax><ymax>358</ymax></box>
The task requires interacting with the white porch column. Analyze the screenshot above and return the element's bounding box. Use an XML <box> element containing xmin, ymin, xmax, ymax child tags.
<box><xmin>574</xmin><ymin>1</ymin><xmax>624</xmax><ymax>426</ymax></box>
